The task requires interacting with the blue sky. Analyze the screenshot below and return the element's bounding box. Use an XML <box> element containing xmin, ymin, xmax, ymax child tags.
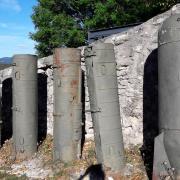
<box><xmin>0</xmin><ymin>0</ymin><xmax>37</xmax><ymax>57</ymax></box>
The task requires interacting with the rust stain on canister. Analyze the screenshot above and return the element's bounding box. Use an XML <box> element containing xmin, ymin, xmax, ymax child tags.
<box><xmin>54</xmin><ymin>49</ymin><xmax>70</xmax><ymax>73</ymax></box>
<box><xmin>54</xmin><ymin>49</ymin><xmax>61</xmax><ymax>65</ymax></box>
<box><xmin>71</xmin><ymin>80</ymin><xmax>78</xmax><ymax>88</ymax></box>
<box><xmin>53</xmin><ymin>48</ymin><xmax>82</xmax><ymax>162</ymax></box>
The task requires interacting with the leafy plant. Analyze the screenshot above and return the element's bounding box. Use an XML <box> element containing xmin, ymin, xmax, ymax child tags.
<box><xmin>30</xmin><ymin>0</ymin><xmax>177</xmax><ymax>57</ymax></box>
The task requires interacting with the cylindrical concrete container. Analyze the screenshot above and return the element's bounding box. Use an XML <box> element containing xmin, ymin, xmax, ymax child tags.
<box><xmin>84</xmin><ymin>43</ymin><xmax>125</xmax><ymax>171</ymax></box>
<box><xmin>53</xmin><ymin>48</ymin><xmax>82</xmax><ymax>162</ymax></box>
<box><xmin>12</xmin><ymin>54</ymin><xmax>38</xmax><ymax>159</ymax></box>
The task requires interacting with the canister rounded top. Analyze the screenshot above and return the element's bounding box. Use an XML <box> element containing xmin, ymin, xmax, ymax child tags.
<box><xmin>53</xmin><ymin>48</ymin><xmax>81</xmax><ymax>64</ymax></box>
<box><xmin>158</xmin><ymin>14</ymin><xmax>180</xmax><ymax>46</ymax></box>
<box><xmin>85</xmin><ymin>42</ymin><xmax>114</xmax><ymax>52</ymax></box>
<box><xmin>13</xmin><ymin>54</ymin><xmax>37</xmax><ymax>62</ymax></box>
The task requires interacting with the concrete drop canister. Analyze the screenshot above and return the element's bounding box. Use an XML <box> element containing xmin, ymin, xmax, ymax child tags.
<box><xmin>153</xmin><ymin>14</ymin><xmax>180</xmax><ymax>179</ymax></box>
<box><xmin>84</xmin><ymin>42</ymin><xmax>125</xmax><ymax>171</ymax></box>
<box><xmin>12</xmin><ymin>54</ymin><xmax>38</xmax><ymax>160</ymax></box>
<box><xmin>53</xmin><ymin>48</ymin><xmax>82</xmax><ymax>162</ymax></box>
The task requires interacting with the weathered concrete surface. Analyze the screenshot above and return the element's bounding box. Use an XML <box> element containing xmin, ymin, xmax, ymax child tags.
<box><xmin>1</xmin><ymin>4</ymin><xmax>180</xmax><ymax>147</ymax></box>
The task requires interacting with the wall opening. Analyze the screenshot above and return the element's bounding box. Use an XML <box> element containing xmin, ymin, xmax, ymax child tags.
<box><xmin>142</xmin><ymin>48</ymin><xmax>159</xmax><ymax>179</ymax></box>
<box><xmin>1</xmin><ymin>78</ymin><xmax>12</xmax><ymax>146</ymax></box>
<box><xmin>38</xmin><ymin>73</ymin><xmax>48</xmax><ymax>144</ymax></box>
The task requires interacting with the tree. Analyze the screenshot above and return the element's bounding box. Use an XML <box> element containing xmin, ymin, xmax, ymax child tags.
<box><xmin>30</xmin><ymin>0</ymin><xmax>177</xmax><ymax>57</ymax></box>
<box><xmin>30</xmin><ymin>0</ymin><xmax>86</xmax><ymax>57</ymax></box>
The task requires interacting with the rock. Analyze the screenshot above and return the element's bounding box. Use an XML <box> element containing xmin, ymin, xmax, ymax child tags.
<box><xmin>112</xmin><ymin>33</ymin><xmax>129</xmax><ymax>45</ymax></box>
<box><xmin>108</xmin><ymin>177</ymin><xmax>114</xmax><ymax>180</ymax></box>
<box><xmin>124</xmin><ymin>163</ymin><xmax>134</xmax><ymax>176</ymax></box>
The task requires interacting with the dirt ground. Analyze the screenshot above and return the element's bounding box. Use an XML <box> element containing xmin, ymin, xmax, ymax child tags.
<box><xmin>0</xmin><ymin>135</ymin><xmax>147</xmax><ymax>180</ymax></box>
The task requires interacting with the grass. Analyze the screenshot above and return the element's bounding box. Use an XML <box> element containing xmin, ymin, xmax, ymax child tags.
<box><xmin>0</xmin><ymin>171</ymin><xmax>27</xmax><ymax>180</ymax></box>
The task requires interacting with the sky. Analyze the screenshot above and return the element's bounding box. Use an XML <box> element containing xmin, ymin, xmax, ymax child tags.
<box><xmin>0</xmin><ymin>0</ymin><xmax>37</xmax><ymax>57</ymax></box>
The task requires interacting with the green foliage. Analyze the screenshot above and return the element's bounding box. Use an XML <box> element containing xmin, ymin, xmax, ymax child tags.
<box><xmin>0</xmin><ymin>170</ymin><xmax>27</xmax><ymax>180</ymax></box>
<box><xmin>30</xmin><ymin>0</ymin><xmax>177</xmax><ymax>57</ymax></box>
<box><xmin>30</xmin><ymin>0</ymin><xmax>86</xmax><ymax>57</ymax></box>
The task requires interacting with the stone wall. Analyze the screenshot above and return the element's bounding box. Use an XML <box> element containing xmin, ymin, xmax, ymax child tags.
<box><xmin>1</xmin><ymin>4</ymin><xmax>180</xmax><ymax>147</ymax></box>
<box><xmin>83</xmin><ymin>4</ymin><xmax>180</xmax><ymax>147</ymax></box>
<box><xmin>100</xmin><ymin>4</ymin><xmax>180</xmax><ymax>146</ymax></box>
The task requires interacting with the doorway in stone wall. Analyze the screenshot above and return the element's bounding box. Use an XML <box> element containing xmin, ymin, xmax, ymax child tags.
<box><xmin>1</xmin><ymin>77</ymin><xmax>12</xmax><ymax>146</ymax></box>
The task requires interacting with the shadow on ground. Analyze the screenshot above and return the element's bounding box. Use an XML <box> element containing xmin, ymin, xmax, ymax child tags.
<box><xmin>78</xmin><ymin>164</ymin><xmax>105</xmax><ymax>180</ymax></box>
